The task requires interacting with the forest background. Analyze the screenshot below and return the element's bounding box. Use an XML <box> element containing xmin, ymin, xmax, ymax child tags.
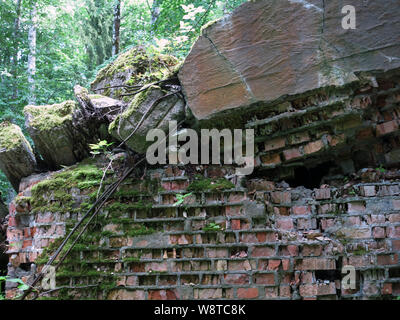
<box><xmin>0</xmin><ymin>0</ymin><xmax>247</xmax><ymax>201</ymax></box>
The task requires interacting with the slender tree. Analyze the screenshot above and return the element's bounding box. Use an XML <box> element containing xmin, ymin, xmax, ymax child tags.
<box><xmin>27</xmin><ymin>1</ymin><xmax>37</xmax><ymax>105</ymax></box>
<box><xmin>112</xmin><ymin>0</ymin><xmax>121</xmax><ymax>56</ymax></box>
<box><xmin>151</xmin><ymin>0</ymin><xmax>162</xmax><ymax>26</ymax></box>
<box><xmin>11</xmin><ymin>0</ymin><xmax>22</xmax><ymax>101</ymax></box>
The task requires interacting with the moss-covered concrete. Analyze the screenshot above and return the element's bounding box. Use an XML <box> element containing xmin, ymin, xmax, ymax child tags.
<box><xmin>91</xmin><ymin>47</ymin><xmax>181</xmax><ymax>90</ymax></box>
<box><xmin>0</xmin><ymin>122</ymin><xmax>31</xmax><ymax>151</ymax></box>
<box><xmin>24</xmin><ymin>101</ymin><xmax>76</xmax><ymax>131</ymax></box>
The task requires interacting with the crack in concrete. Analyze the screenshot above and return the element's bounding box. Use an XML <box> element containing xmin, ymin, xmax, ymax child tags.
<box><xmin>203</xmin><ymin>33</ymin><xmax>256</xmax><ymax>102</ymax></box>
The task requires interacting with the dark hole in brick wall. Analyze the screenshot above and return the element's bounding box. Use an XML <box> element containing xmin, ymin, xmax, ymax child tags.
<box><xmin>389</xmin><ymin>267</ymin><xmax>400</xmax><ymax>278</ymax></box>
<box><xmin>315</xmin><ymin>270</ymin><xmax>341</xmax><ymax>282</ymax></box>
<box><xmin>139</xmin><ymin>275</ymin><xmax>156</xmax><ymax>286</ymax></box>
<box><xmin>286</xmin><ymin>162</ymin><xmax>336</xmax><ymax>189</ymax></box>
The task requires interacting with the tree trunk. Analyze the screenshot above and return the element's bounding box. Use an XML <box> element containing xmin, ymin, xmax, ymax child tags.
<box><xmin>151</xmin><ymin>0</ymin><xmax>162</xmax><ymax>27</ymax></box>
<box><xmin>12</xmin><ymin>0</ymin><xmax>22</xmax><ymax>101</ymax></box>
<box><xmin>112</xmin><ymin>0</ymin><xmax>121</xmax><ymax>56</ymax></box>
<box><xmin>28</xmin><ymin>2</ymin><xmax>37</xmax><ymax>105</ymax></box>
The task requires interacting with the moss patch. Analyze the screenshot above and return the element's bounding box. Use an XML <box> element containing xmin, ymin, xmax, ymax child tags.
<box><xmin>24</xmin><ymin>101</ymin><xmax>76</xmax><ymax>131</ymax></box>
<box><xmin>0</xmin><ymin>122</ymin><xmax>31</xmax><ymax>151</ymax></box>
<box><xmin>30</xmin><ymin>160</ymin><xmax>111</xmax><ymax>213</ymax></box>
<box><xmin>187</xmin><ymin>176</ymin><xmax>235</xmax><ymax>193</ymax></box>
<box><xmin>91</xmin><ymin>47</ymin><xmax>180</xmax><ymax>88</ymax></box>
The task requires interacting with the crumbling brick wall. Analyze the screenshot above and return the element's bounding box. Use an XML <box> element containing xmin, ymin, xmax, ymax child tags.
<box><xmin>5</xmin><ymin>163</ymin><xmax>400</xmax><ymax>300</ymax></box>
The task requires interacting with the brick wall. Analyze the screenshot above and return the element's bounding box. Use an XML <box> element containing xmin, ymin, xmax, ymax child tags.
<box><xmin>5</xmin><ymin>164</ymin><xmax>400</xmax><ymax>300</ymax></box>
<box><xmin>249</xmin><ymin>73</ymin><xmax>400</xmax><ymax>182</ymax></box>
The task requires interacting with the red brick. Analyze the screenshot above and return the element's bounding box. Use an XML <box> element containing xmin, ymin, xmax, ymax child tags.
<box><xmin>228</xmin><ymin>260</ymin><xmax>254</xmax><ymax>271</ymax></box>
<box><xmin>288</xmin><ymin>132</ymin><xmax>310</xmax><ymax>145</ymax></box>
<box><xmin>195</xmin><ymin>288</ymin><xmax>222</xmax><ymax>299</ymax></box>
<box><xmin>302</xmin><ymin>244</ymin><xmax>322</xmax><ymax>257</ymax></box>
<box><xmin>231</xmin><ymin>219</ymin><xmax>241</xmax><ymax>230</ymax></box>
<box><xmin>360</xmin><ymin>185</ymin><xmax>376</xmax><ymax>197</ymax></box>
<box><xmin>291</xmin><ymin>206</ymin><xmax>311</xmax><ymax>215</ymax></box>
<box><xmin>169</xmin><ymin>234</ymin><xmax>192</xmax><ymax>245</ymax></box>
<box><xmin>392</xmin><ymin>240</ymin><xmax>400</xmax><ymax>251</ymax></box>
<box><xmin>373</xmin><ymin>227</ymin><xmax>386</xmax><ymax>239</ymax></box>
<box><xmin>377</xmin><ymin>254</ymin><xmax>398</xmax><ymax>266</ymax></box>
<box><xmin>317</xmin><ymin>203</ymin><xmax>336</xmax><ymax>214</ymax></box>
<box><xmin>296</xmin><ymin>218</ymin><xmax>316</xmax><ymax>230</ymax></box>
<box><xmin>8</xmin><ymin>216</ymin><xmax>17</xmax><ymax>227</ymax></box>
<box><xmin>382</xmin><ymin>283</ymin><xmax>392</xmax><ymax>295</ymax></box>
<box><xmin>240</xmin><ymin>233</ymin><xmax>258</xmax><ymax>243</ymax></box>
<box><xmin>347</xmin><ymin>202</ymin><xmax>366</xmax><ymax>213</ymax></box>
<box><xmin>282</xmin><ymin>259</ymin><xmax>290</xmax><ymax>271</ymax></box>
<box><xmin>261</xmin><ymin>153</ymin><xmax>282</xmax><ymax>165</ymax></box>
<box><xmin>388</xmin><ymin>214</ymin><xmax>400</xmax><ymax>223</ymax></box>
<box><xmin>252</xmin><ymin>246</ymin><xmax>275</xmax><ymax>257</ymax></box>
<box><xmin>327</xmin><ymin>134</ymin><xmax>345</xmax><ymax>147</ymax></box>
<box><xmin>206</xmin><ymin>248</ymin><xmax>228</xmax><ymax>258</ymax></box>
<box><xmin>295</xmin><ymin>258</ymin><xmax>335</xmax><ymax>270</ymax></box>
<box><xmin>225</xmin><ymin>206</ymin><xmax>243</xmax><ymax>216</ymax></box>
<box><xmin>280</xmin><ymin>245</ymin><xmax>299</xmax><ymax>257</ymax></box>
<box><xmin>237</xmin><ymin>288</ymin><xmax>259</xmax><ymax>299</ymax></box>
<box><xmin>276</xmin><ymin>218</ymin><xmax>294</xmax><ymax>230</ymax></box>
<box><xmin>315</xmin><ymin>188</ymin><xmax>331</xmax><ymax>200</ymax></box>
<box><xmin>271</xmin><ymin>191</ymin><xmax>291</xmax><ymax>204</ymax></box>
<box><xmin>145</xmin><ymin>262</ymin><xmax>168</xmax><ymax>272</ymax></box>
<box><xmin>303</xmin><ymin>140</ymin><xmax>324</xmax><ymax>155</ymax></box>
<box><xmin>300</xmin><ymin>283</ymin><xmax>336</xmax><ymax>297</ymax></box>
<box><xmin>22</xmin><ymin>240</ymin><xmax>32</xmax><ymax>248</ymax></box>
<box><xmin>283</xmin><ymin>148</ymin><xmax>302</xmax><ymax>161</ymax></box>
<box><xmin>268</xmin><ymin>259</ymin><xmax>281</xmax><ymax>270</ymax></box>
<box><xmin>264</xmin><ymin>137</ymin><xmax>286</xmax><ymax>151</ymax></box>
<box><xmin>224</xmin><ymin>273</ymin><xmax>249</xmax><ymax>285</ymax></box>
<box><xmin>376</xmin><ymin>120</ymin><xmax>398</xmax><ymax>136</ymax></box>
<box><xmin>148</xmin><ymin>290</ymin><xmax>178</xmax><ymax>300</ymax></box>
<box><xmin>387</xmin><ymin>226</ymin><xmax>400</xmax><ymax>238</ymax></box>
<box><xmin>254</xmin><ymin>273</ymin><xmax>275</xmax><ymax>285</ymax></box>
<box><xmin>320</xmin><ymin>219</ymin><xmax>335</xmax><ymax>230</ymax></box>
<box><xmin>369</xmin><ymin>214</ymin><xmax>385</xmax><ymax>224</ymax></box>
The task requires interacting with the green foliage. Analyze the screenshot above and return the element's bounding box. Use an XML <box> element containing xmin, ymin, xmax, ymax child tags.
<box><xmin>89</xmin><ymin>139</ymin><xmax>114</xmax><ymax>156</ymax></box>
<box><xmin>202</xmin><ymin>222</ymin><xmax>223</xmax><ymax>232</ymax></box>
<box><xmin>173</xmin><ymin>192</ymin><xmax>193</xmax><ymax>206</ymax></box>
<box><xmin>376</xmin><ymin>165</ymin><xmax>386</xmax><ymax>173</ymax></box>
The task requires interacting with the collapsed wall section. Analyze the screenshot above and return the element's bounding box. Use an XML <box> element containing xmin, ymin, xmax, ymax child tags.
<box><xmin>5</xmin><ymin>163</ymin><xmax>400</xmax><ymax>300</ymax></box>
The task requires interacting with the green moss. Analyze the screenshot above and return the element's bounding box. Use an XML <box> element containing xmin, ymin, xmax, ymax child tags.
<box><xmin>108</xmin><ymin>86</ymin><xmax>156</xmax><ymax>134</ymax></box>
<box><xmin>114</xmin><ymin>189</ymin><xmax>149</xmax><ymax>198</ymax></box>
<box><xmin>187</xmin><ymin>176</ymin><xmax>235</xmax><ymax>193</ymax></box>
<box><xmin>88</xmin><ymin>94</ymin><xmax>106</xmax><ymax>99</ymax></box>
<box><xmin>91</xmin><ymin>47</ymin><xmax>180</xmax><ymax>88</ymax></box>
<box><xmin>124</xmin><ymin>225</ymin><xmax>156</xmax><ymax>237</ymax></box>
<box><xmin>122</xmin><ymin>256</ymin><xmax>141</xmax><ymax>263</ymax></box>
<box><xmin>105</xmin><ymin>200</ymin><xmax>152</xmax><ymax>212</ymax></box>
<box><xmin>0</xmin><ymin>121</ymin><xmax>32</xmax><ymax>151</ymax></box>
<box><xmin>100</xmin><ymin>230</ymin><xmax>116</xmax><ymax>237</ymax></box>
<box><xmin>24</xmin><ymin>101</ymin><xmax>76</xmax><ymax>131</ymax></box>
<box><xmin>351</xmin><ymin>249</ymin><xmax>370</xmax><ymax>256</ymax></box>
<box><xmin>30</xmin><ymin>162</ymin><xmax>110</xmax><ymax>213</ymax></box>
